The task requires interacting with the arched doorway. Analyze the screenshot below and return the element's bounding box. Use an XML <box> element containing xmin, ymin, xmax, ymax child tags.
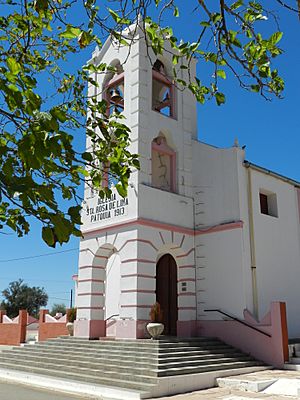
<box><xmin>156</xmin><ymin>254</ymin><xmax>178</xmax><ymax>336</ymax></box>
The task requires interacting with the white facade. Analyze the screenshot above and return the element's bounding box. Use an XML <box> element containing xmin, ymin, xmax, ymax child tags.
<box><xmin>74</xmin><ymin>26</ymin><xmax>300</xmax><ymax>339</ymax></box>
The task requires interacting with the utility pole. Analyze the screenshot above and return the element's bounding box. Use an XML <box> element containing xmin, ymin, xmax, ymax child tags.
<box><xmin>70</xmin><ymin>289</ymin><xmax>73</xmax><ymax>308</ymax></box>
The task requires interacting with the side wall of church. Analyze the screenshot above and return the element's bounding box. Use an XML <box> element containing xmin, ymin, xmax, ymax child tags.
<box><xmin>191</xmin><ymin>139</ymin><xmax>300</xmax><ymax>337</ymax></box>
<box><xmin>191</xmin><ymin>141</ymin><xmax>253</xmax><ymax>320</ymax></box>
<box><xmin>245</xmin><ymin>168</ymin><xmax>300</xmax><ymax>337</ymax></box>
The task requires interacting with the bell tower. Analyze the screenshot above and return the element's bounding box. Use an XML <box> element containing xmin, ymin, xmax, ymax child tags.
<box><xmin>75</xmin><ymin>23</ymin><xmax>199</xmax><ymax>339</ymax></box>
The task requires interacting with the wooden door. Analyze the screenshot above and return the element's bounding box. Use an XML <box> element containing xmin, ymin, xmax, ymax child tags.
<box><xmin>156</xmin><ymin>254</ymin><xmax>178</xmax><ymax>336</ymax></box>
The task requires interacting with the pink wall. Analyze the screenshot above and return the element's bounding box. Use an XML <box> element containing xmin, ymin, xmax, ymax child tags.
<box><xmin>0</xmin><ymin>310</ymin><xmax>27</xmax><ymax>345</ymax></box>
<box><xmin>115</xmin><ymin>320</ymin><xmax>148</xmax><ymax>339</ymax></box>
<box><xmin>74</xmin><ymin>319</ymin><xmax>105</xmax><ymax>339</ymax></box>
<box><xmin>198</xmin><ymin>302</ymin><xmax>288</xmax><ymax>368</ymax></box>
<box><xmin>177</xmin><ymin>320</ymin><xmax>197</xmax><ymax>337</ymax></box>
<box><xmin>38</xmin><ymin>309</ymin><xmax>68</xmax><ymax>341</ymax></box>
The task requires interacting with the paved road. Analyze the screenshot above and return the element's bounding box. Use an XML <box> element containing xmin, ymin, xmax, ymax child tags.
<box><xmin>157</xmin><ymin>387</ymin><xmax>300</xmax><ymax>400</ymax></box>
<box><xmin>0</xmin><ymin>381</ymin><xmax>95</xmax><ymax>400</ymax></box>
<box><xmin>0</xmin><ymin>381</ymin><xmax>299</xmax><ymax>400</ymax></box>
<box><xmin>1</xmin><ymin>369</ymin><xmax>300</xmax><ymax>400</ymax></box>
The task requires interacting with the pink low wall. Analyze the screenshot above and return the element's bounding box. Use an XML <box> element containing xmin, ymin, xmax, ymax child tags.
<box><xmin>39</xmin><ymin>309</ymin><xmax>68</xmax><ymax>341</ymax></box>
<box><xmin>177</xmin><ymin>320</ymin><xmax>197</xmax><ymax>337</ymax></box>
<box><xmin>0</xmin><ymin>310</ymin><xmax>27</xmax><ymax>345</ymax></box>
<box><xmin>198</xmin><ymin>302</ymin><xmax>289</xmax><ymax>368</ymax></box>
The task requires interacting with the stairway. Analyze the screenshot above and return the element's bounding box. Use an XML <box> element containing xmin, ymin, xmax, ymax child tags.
<box><xmin>0</xmin><ymin>336</ymin><xmax>268</xmax><ymax>397</ymax></box>
<box><xmin>284</xmin><ymin>340</ymin><xmax>300</xmax><ymax>370</ymax></box>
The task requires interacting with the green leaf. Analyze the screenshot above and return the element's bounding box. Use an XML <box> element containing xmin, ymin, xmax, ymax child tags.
<box><xmin>7</xmin><ymin>57</ymin><xmax>21</xmax><ymax>75</ymax></box>
<box><xmin>78</xmin><ymin>31</ymin><xmax>93</xmax><ymax>48</ymax></box>
<box><xmin>211</xmin><ymin>13</ymin><xmax>221</xmax><ymax>24</ymax></box>
<box><xmin>215</xmin><ymin>92</ymin><xmax>226</xmax><ymax>106</ymax></box>
<box><xmin>25</xmin><ymin>90</ymin><xmax>42</xmax><ymax>111</ymax></box>
<box><xmin>132</xmin><ymin>159</ymin><xmax>140</xmax><ymax>169</ymax></box>
<box><xmin>68</xmin><ymin>206</ymin><xmax>81</xmax><ymax>224</ymax></box>
<box><xmin>230</xmin><ymin>0</ymin><xmax>243</xmax><ymax>11</ymax></box>
<box><xmin>82</xmin><ymin>152</ymin><xmax>93</xmax><ymax>162</ymax></box>
<box><xmin>59</xmin><ymin>25</ymin><xmax>81</xmax><ymax>39</ymax></box>
<box><xmin>34</xmin><ymin>0</ymin><xmax>49</xmax><ymax>13</ymax></box>
<box><xmin>216</xmin><ymin>70</ymin><xmax>226</xmax><ymax>79</ymax></box>
<box><xmin>250</xmin><ymin>84</ymin><xmax>260</xmax><ymax>92</ymax></box>
<box><xmin>108</xmin><ymin>8</ymin><xmax>121</xmax><ymax>23</ymax></box>
<box><xmin>173</xmin><ymin>6</ymin><xmax>179</xmax><ymax>17</ymax></box>
<box><xmin>50</xmin><ymin>107</ymin><xmax>67</xmax><ymax>123</ymax></box>
<box><xmin>115</xmin><ymin>183</ymin><xmax>127</xmax><ymax>198</ymax></box>
<box><xmin>269</xmin><ymin>32</ymin><xmax>283</xmax><ymax>46</ymax></box>
<box><xmin>42</xmin><ymin>226</ymin><xmax>55</xmax><ymax>247</ymax></box>
<box><xmin>172</xmin><ymin>54</ymin><xmax>179</xmax><ymax>65</ymax></box>
<box><xmin>200</xmin><ymin>21</ymin><xmax>210</xmax><ymax>27</ymax></box>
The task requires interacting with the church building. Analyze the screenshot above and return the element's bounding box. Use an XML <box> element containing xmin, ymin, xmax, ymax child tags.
<box><xmin>74</xmin><ymin>23</ymin><xmax>300</xmax><ymax>341</ymax></box>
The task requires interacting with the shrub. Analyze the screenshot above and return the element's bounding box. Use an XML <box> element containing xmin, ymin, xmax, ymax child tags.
<box><xmin>149</xmin><ymin>302</ymin><xmax>163</xmax><ymax>323</ymax></box>
<box><xmin>67</xmin><ymin>307</ymin><xmax>77</xmax><ymax>323</ymax></box>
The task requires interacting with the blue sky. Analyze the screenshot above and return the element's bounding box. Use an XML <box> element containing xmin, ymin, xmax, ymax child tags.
<box><xmin>0</xmin><ymin>1</ymin><xmax>299</xmax><ymax>310</ymax></box>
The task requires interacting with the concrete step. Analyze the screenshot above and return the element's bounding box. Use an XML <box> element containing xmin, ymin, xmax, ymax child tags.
<box><xmin>0</xmin><ymin>359</ymin><xmax>158</xmax><ymax>385</ymax></box>
<box><xmin>3</xmin><ymin>348</ymin><xmax>250</xmax><ymax>367</ymax></box>
<box><xmin>217</xmin><ymin>374</ymin><xmax>278</xmax><ymax>392</ymax></box>
<box><xmin>284</xmin><ymin>362</ymin><xmax>300</xmax><ymax>371</ymax></box>
<box><xmin>0</xmin><ymin>361</ymin><xmax>156</xmax><ymax>391</ymax></box>
<box><xmin>39</xmin><ymin>336</ymin><xmax>223</xmax><ymax>346</ymax></box>
<box><xmin>0</xmin><ymin>355</ymin><xmax>264</xmax><ymax>381</ymax></box>
<box><xmin>289</xmin><ymin>357</ymin><xmax>300</xmax><ymax>364</ymax></box>
<box><xmin>291</xmin><ymin>343</ymin><xmax>300</xmax><ymax>351</ymax></box>
<box><xmin>31</xmin><ymin>342</ymin><xmax>233</xmax><ymax>355</ymax></box>
<box><xmin>285</xmin><ymin>341</ymin><xmax>300</xmax><ymax>370</ymax></box>
<box><xmin>54</xmin><ymin>336</ymin><xmax>218</xmax><ymax>345</ymax></box>
<box><xmin>16</xmin><ymin>344</ymin><xmax>238</xmax><ymax>360</ymax></box>
<box><xmin>0</xmin><ymin>354</ymin><xmax>157</xmax><ymax>377</ymax></box>
<box><xmin>34</xmin><ymin>339</ymin><xmax>227</xmax><ymax>350</ymax></box>
<box><xmin>0</xmin><ymin>336</ymin><xmax>268</xmax><ymax>394</ymax></box>
<box><xmin>0</xmin><ymin>351</ymin><xmax>255</xmax><ymax>373</ymax></box>
<box><xmin>157</xmin><ymin>361</ymin><xmax>265</xmax><ymax>377</ymax></box>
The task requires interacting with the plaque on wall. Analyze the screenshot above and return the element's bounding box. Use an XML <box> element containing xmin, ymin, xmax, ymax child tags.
<box><xmin>84</xmin><ymin>192</ymin><xmax>129</xmax><ymax>224</ymax></box>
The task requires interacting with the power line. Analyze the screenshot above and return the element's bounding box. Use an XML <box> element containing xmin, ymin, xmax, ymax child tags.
<box><xmin>48</xmin><ymin>297</ymin><xmax>69</xmax><ymax>302</ymax></box>
<box><xmin>0</xmin><ymin>278</ymin><xmax>72</xmax><ymax>283</ymax></box>
<box><xmin>46</xmin><ymin>291</ymin><xmax>70</xmax><ymax>295</ymax></box>
<box><xmin>0</xmin><ymin>248</ymin><xmax>78</xmax><ymax>263</ymax></box>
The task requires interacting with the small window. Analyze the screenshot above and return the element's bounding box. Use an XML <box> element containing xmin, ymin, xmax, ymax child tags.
<box><xmin>260</xmin><ymin>193</ymin><xmax>269</xmax><ymax>215</ymax></box>
<box><xmin>152</xmin><ymin>60</ymin><xmax>175</xmax><ymax>118</ymax></box>
<box><xmin>259</xmin><ymin>190</ymin><xmax>278</xmax><ymax>218</ymax></box>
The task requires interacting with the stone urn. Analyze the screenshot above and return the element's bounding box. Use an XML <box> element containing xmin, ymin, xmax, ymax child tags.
<box><xmin>146</xmin><ymin>322</ymin><xmax>164</xmax><ymax>339</ymax></box>
<box><xmin>66</xmin><ymin>321</ymin><xmax>74</xmax><ymax>336</ymax></box>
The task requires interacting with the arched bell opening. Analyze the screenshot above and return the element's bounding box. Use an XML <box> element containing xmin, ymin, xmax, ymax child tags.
<box><xmin>103</xmin><ymin>60</ymin><xmax>124</xmax><ymax>115</ymax></box>
<box><xmin>152</xmin><ymin>58</ymin><xmax>175</xmax><ymax>118</ymax></box>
